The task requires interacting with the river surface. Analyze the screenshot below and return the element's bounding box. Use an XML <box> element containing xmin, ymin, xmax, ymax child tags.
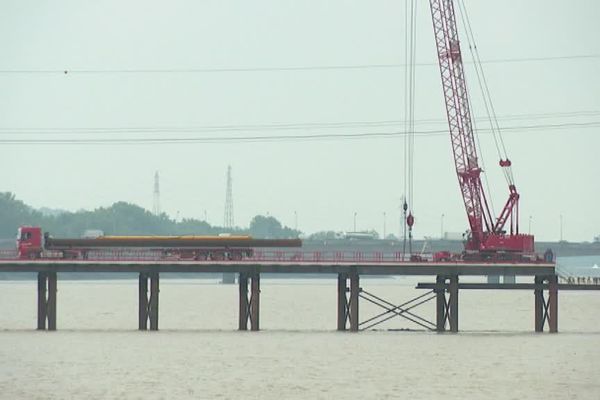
<box><xmin>557</xmin><ymin>255</ymin><xmax>600</xmax><ymax>278</ymax></box>
<box><xmin>0</xmin><ymin>278</ymin><xmax>599</xmax><ymax>399</ymax></box>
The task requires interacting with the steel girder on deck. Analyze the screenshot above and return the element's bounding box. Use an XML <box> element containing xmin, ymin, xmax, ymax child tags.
<box><xmin>0</xmin><ymin>261</ymin><xmax>555</xmax><ymax>277</ymax></box>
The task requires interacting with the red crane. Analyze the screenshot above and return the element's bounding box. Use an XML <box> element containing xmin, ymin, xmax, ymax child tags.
<box><xmin>428</xmin><ymin>0</ymin><xmax>534</xmax><ymax>260</ymax></box>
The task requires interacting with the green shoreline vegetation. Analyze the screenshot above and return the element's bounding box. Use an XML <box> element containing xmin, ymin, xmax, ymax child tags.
<box><xmin>0</xmin><ymin>192</ymin><xmax>299</xmax><ymax>239</ymax></box>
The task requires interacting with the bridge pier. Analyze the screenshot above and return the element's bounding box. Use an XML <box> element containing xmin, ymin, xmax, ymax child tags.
<box><xmin>138</xmin><ymin>273</ymin><xmax>148</xmax><ymax>330</ymax></box>
<box><xmin>138</xmin><ymin>272</ymin><xmax>159</xmax><ymax>331</ymax></box>
<box><xmin>37</xmin><ymin>272</ymin><xmax>57</xmax><ymax>331</ymax></box>
<box><xmin>534</xmin><ymin>275</ymin><xmax>558</xmax><ymax>333</ymax></box>
<box><xmin>239</xmin><ymin>272</ymin><xmax>260</xmax><ymax>330</ymax></box>
<box><xmin>349</xmin><ymin>273</ymin><xmax>360</xmax><ymax>331</ymax></box>
<box><xmin>549</xmin><ymin>275</ymin><xmax>558</xmax><ymax>333</ymax></box>
<box><xmin>337</xmin><ymin>273</ymin><xmax>348</xmax><ymax>330</ymax></box>
<box><xmin>435</xmin><ymin>275</ymin><xmax>446</xmax><ymax>332</ymax></box>
<box><xmin>434</xmin><ymin>274</ymin><xmax>459</xmax><ymax>332</ymax></box>
<box><xmin>336</xmin><ymin>272</ymin><xmax>359</xmax><ymax>331</ymax></box>
<box><xmin>449</xmin><ymin>275</ymin><xmax>459</xmax><ymax>332</ymax></box>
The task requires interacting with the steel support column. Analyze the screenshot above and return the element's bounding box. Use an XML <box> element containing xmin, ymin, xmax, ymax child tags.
<box><xmin>435</xmin><ymin>275</ymin><xmax>446</xmax><ymax>332</ymax></box>
<box><xmin>149</xmin><ymin>273</ymin><xmax>159</xmax><ymax>331</ymax></box>
<box><xmin>548</xmin><ymin>275</ymin><xmax>558</xmax><ymax>333</ymax></box>
<box><xmin>238</xmin><ymin>272</ymin><xmax>249</xmax><ymax>330</ymax></box>
<box><xmin>37</xmin><ymin>272</ymin><xmax>47</xmax><ymax>330</ymax></box>
<box><xmin>448</xmin><ymin>275</ymin><xmax>459</xmax><ymax>332</ymax></box>
<box><xmin>138</xmin><ymin>272</ymin><xmax>159</xmax><ymax>331</ymax></box>
<box><xmin>433</xmin><ymin>275</ymin><xmax>458</xmax><ymax>332</ymax></box>
<box><xmin>534</xmin><ymin>276</ymin><xmax>544</xmax><ymax>332</ymax></box>
<box><xmin>239</xmin><ymin>272</ymin><xmax>260</xmax><ymax>331</ymax></box>
<box><xmin>349</xmin><ymin>273</ymin><xmax>360</xmax><ymax>332</ymax></box>
<box><xmin>37</xmin><ymin>272</ymin><xmax>57</xmax><ymax>330</ymax></box>
<box><xmin>250</xmin><ymin>273</ymin><xmax>260</xmax><ymax>331</ymax></box>
<box><xmin>47</xmin><ymin>272</ymin><xmax>57</xmax><ymax>331</ymax></box>
<box><xmin>534</xmin><ymin>275</ymin><xmax>558</xmax><ymax>333</ymax></box>
<box><xmin>138</xmin><ymin>273</ymin><xmax>149</xmax><ymax>330</ymax></box>
<box><xmin>337</xmin><ymin>273</ymin><xmax>348</xmax><ymax>331</ymax></box>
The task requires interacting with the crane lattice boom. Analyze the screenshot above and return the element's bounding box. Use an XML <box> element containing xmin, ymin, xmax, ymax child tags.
<box><xmin>428</xmin><ymin>0</ymin><xmax>534</xmax><ymax>257</ymax></box>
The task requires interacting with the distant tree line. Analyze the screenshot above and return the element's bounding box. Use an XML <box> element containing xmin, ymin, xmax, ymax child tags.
<box><xmin>0</xmin><ymin>192</ymin><xmax>300</xmax><ymax>239</ymax></box>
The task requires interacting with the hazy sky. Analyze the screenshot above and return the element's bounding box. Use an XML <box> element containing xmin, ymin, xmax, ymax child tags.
<box><xmin>1</xmin><ymin>0</ymin><xmax>599</xmax><ymax>241</ymax></box>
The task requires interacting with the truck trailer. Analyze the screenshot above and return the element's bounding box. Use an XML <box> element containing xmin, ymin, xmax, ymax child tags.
<box><xmin>16</xmin><ymin>226</ymin><xmax>301</xmax><ymax>261</ymax></box>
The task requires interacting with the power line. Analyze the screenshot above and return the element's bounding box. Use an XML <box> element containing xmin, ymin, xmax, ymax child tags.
<box><xmin>0</xmin><ymin>121</ymin><xmax>597</xmax><ymax>145</ymax></box>
<box><xmin>1</xmin><ymin>110</ymin><xmax>598</xmax><ymax>135</ymax></box>
<box><xmin>0</xmin><ymin>54</ymin><xmax>598</xmax><ymax>75</ymax></box>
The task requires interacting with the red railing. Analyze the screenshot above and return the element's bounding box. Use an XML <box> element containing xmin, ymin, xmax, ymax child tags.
<box><xmin>0</xmin><ymin>249</ymin><xmax>423</xmax><ymax>263</ymax></box>
<box><xmin>0</xmin><ymin>249</ymin><xmax>17</xmax><ymax>259</ymax></box>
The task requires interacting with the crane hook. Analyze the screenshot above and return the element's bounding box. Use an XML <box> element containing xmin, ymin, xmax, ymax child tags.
<box><xmin>407</xmin><ymin>213</ymin><xmax>415</xmax><ymax>228</ymax></box>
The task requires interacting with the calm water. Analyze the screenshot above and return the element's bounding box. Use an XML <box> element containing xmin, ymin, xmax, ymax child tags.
<box><xmin>557</xmin><ymin>255</ymin><xmax>600</xmax><ymax>277</ymax></box>
<box><xmin>0</xmin><ymin>278</ymin><xmax>599</xmax><ymax>399</ymax></box>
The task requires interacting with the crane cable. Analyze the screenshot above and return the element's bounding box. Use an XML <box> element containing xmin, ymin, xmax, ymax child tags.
<box><xmin>456</xmin><ymin>2</ymin><xmax>497</xmax><ymax>223</ymax></box>
<box><xmin>402</xmin><ymin>0</ymin><xmax>409</xmax><ymax>259</ymax></box>
<box><xmin>402</xmin><ymin>0</ymin><xmax>418</xmax><ymax>258</ymax></box>
<box><xmin>409</xmin><ymin>0</ymin><xmax>417</xmax><ymax>244</ymax></box>
<box><xmin>402</xmin><ymin>0</ymin><xmax>408</xmax><ymax>249</ymax></box>
<box><xmin>457</xmin><ymin>0</ymin><xmax>515</xmax><ymax>186</ymax></box>
<box><xmin>470</xmin><ymin>91</ymin><xmax>497</xmax><ymax>224</ymax></box>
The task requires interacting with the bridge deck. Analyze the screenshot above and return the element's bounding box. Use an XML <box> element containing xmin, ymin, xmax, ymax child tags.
<box><xmin>0</xmin><ymin>260</ymin><xmax>555</xmax><ymax>276</ymax></box>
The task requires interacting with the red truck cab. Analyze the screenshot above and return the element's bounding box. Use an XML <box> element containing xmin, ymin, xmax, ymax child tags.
<box><xmin>17</xmin><ymin>226</ymin><xmax>43</xmax><ymax>259</ymax></box>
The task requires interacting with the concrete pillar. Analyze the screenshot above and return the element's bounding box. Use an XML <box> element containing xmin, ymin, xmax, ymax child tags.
<box><xmin>47</xmin><ymin>272</ymin><xmax>57</xmax><ymax>331</ymax></box>
<box><xmin>548</xmin><ymin>275</ymin><xmax>558</xmax><ymax>333</ymax></box>
<box><xmin>37</xmin><ymin>273</ymin><xmax>47</xmax><ymax>330</ymax></box>
<box><xmin>448</xmin><ymin>275</ymin><xmax>459</xmax><ymax>333</ymax></box>
<box><xmin>435</xmin><ymin>275</ymin><xmax>446</xmax><ymax>332</ymax></box>
<box><xmin>349</xmin><ymin>273</ymin><xmax>359</xmax><ymax>332</ymax></box>
<box><xmin>337</xmin><ymin>273</ymin><xmax>348</xmax><ymax>331</ymax></box>
<box><xmin>138</xmin><ymin>273</ymin><xmax>149</xmax><ymax>330</ymax></box>
<box><xmin>238</xmin><ymin>273</ymin><xmax>249</xmax><ymax>330</ymax></box>
<box><xmin>250</xmin><ymin>273</ymin><xmax>260</xmax><ymax>331</ymax></box>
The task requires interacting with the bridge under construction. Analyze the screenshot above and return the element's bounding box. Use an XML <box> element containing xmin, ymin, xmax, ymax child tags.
<box><xmin>3</xmin><ymin>257</ymin><xmax>598</xmax><ymax>334</ymax></box>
